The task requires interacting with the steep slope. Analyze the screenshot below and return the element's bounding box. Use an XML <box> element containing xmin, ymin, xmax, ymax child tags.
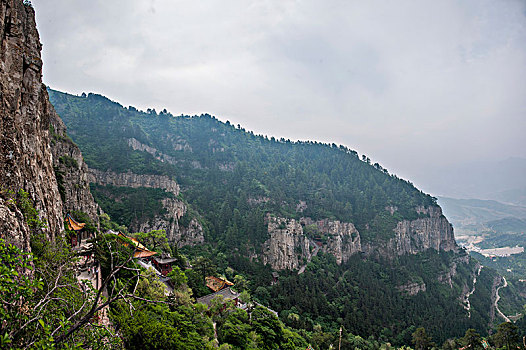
<box><xmin>47</xmin><ymin>89</ymin><xmax>506</xmax><ymax>341</ymax></box>
<box><xmin>0</xmin><ymin>0</ymin><xmax>98</xmax><ymax>249</ymax></box>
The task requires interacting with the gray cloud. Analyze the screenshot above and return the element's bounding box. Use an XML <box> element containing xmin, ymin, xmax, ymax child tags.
<box><xmin>33</xmin><ymin>0</ymin><xmax>526</xmax><ymax>192</ymax></box>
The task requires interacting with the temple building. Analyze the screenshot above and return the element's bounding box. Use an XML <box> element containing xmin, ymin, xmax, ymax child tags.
<box><xmin>205</xmin><ymin>276</ymin><xmax>234</xmax><ymax>292</ymax></box>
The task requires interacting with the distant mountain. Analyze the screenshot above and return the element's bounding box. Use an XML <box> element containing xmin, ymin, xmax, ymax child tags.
<box><xmin>438</xmin><ymin>196</ymin><xmax>526</xmax><ymax>242</ymax></box>
<box><xmin>417</xmin><ymin>158</ymin><xmax>526</xmax><ymax>203</ymax></box>
<box><xmin>490</xmin><ymin>187</ymin><xmax>526</xmax><ymax>207</ymax></box>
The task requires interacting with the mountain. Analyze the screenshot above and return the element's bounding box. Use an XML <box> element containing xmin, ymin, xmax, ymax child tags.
<box><xmin>0</xmin><ymin>0</ymin><xmax>98</xmax><ymax>250</ymax></box>
<box><xmin>438</xmin><ymin>196</ymin><xmax>526</xmax><ymax>243</ymax></box>
<box><xmin>2</xmin><ymin>0</ymin><xmax>522</xmax><ymax>347</ymax></box>
<box><xmin>415</xmin><ymin>158</ymin><xmax>526</xmax><ymax>203</ymax></box>
<box><xmin>47</xmin><ymin>88</ymin><xmax>509</xmax><ymax>342</ymax></box>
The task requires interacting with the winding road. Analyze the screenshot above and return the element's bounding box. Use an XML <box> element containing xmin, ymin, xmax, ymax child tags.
<box><xmin>495</xmin><ymin>276</ymin><xmax>511</xmax><ymax>323</ymax></box>
<box><xmin>464</xmin><ymin>265</ymin><xmax>483</xmax><ymax>317</ymax></box>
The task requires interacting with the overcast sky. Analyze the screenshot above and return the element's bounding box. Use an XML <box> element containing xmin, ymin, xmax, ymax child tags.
<box><xmin>32</xmin><ymin>0</ymin><xmax>526</xmax><ymax>194</ymax></box>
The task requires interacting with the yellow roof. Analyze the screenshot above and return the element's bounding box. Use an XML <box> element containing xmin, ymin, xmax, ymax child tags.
<box><xmin>66</xmin><ymin>214</ymin><xmax>85</xmax><ymax>232</ymax></box>
<box><xmin>117</xmin><ymin>232</ymin><xmax>157</xmax><ymax>258</ymax></box>
<box><xmin>206</xmin><ymin>276</ymin><xmax>234</xmax><ymax>292</ymax></box>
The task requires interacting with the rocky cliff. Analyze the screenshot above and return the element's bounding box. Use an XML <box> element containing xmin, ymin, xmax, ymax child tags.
<box><xmin>50</xmin><ymin>109</ymin><xmax>99</xmax><ymax>225</ymax></box>
<box><xmin>364</xmin><ymin>206</ymin><xmax>458</xmax><ymax>258</ymax></box>
<box><xmin>88</xmin><ymin>168</ymin><xmax>180</xmax><ymax>196</ymax></box>
<box><xmin>0</xmin><ymin>0</ymin><xmax>98</xmax><ymax>248</ymax></box>
<box><xmin>262</xmin><ymin>215</ymin><xmax>312</xmax><ymax>270</ymax></box>
<box><xmin>0</xmin><ymin>0</ymin><xmax>63</xmax><ymax>246</ymax></box>
<box><xmin>132</xmin><ymin>197</ymin><xmax>204</xmax><ymax>247</ymax></box>
<box><xmin>263</xmin><ymin>206</ymin><xmax>458</xmax><ymax>271</ymax></box>
<box><xmin>89</xmin><ymin>169</ymin><xmax>203</xmax><ymax>246</ymax></box>
<box><xmin>263</xmin><ymin>214</ymin><xmax>362</xmax><ymax>270</ymax></box>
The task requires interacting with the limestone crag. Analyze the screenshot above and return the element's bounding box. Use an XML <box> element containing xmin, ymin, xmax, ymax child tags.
<box><xmin>264</xmin><ymin>206</ymin><xmax>459</xmax><ymax>271</ymax></box>
<box><xmin>50</xmin><ymin>111</ymin><xmax>99</xmax><ymax>225</ymax></box>
<box><xmin>127</xmin><ymin>138</ymin><xmax>178</xmax><ymax>165</ymax></box>
<box><xmin>262</xmin><ymin>215</ymin><xmax>312</xmax><ymax>270</ymax></box>
<box><xmin>132</xmin><ymin>197</ymin><xmax>204</xmax><ymax>247</ymax></box>
<box><xmin>300</xmin><ymin>217</ymin><xmax>361</xmax><ymax>264</ymax></box>
<box><xmin>88</xmin><ymin>168</ymin><xmax>180</xmax><ymax>196</ymax></box>
<box><xmin>397</xmin><ymin>281</ymin><xmax>427</xmax><ymax>296</ymax></box>
<box><xmin>439</xmin><ymin>254</ymin><xmax>470</xmax><ymax>287</ymax></box>
<box><xmin>263</xmin><ymin>215</ymin><xmax>362</xmax><ymax>270</ymax></box>
<box><xmin>364</xmin><ymin>206</ymin><xmax>458</xmax><ymax>258</ymax></box>
<box><xmin>0</xmin><ymin>0</ymin><xmax>64</xmax><ymax>245</ymax></box>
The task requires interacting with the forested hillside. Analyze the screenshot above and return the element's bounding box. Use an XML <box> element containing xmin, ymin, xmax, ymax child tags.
<box><xmin>48</xmin><ymin>88</ymin><xmax>511</xmax><ymax>343</ymax></box>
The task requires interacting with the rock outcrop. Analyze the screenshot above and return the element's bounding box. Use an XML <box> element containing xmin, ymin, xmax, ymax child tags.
<box><xmin>132</xmin><ymin>197</ymin><xmax>204</xmax><ymax>247</ymax></box>
<box><xmin>88</xmin><ymin>168</ymin><xmax>180</xmax><ymax>196</ymax></box>
<box><xmin>262</xmin><ymin>215</ymin><xmax>312</xmax><ymax>270</ymax></box>
<box><xmin>397</xmin><ymin>281</ymin><xmax>427</xmax><ymax>296</ymax></box>
<box><xmin>263</xmin><ymin>215</ymin><xmax>361</xmax><ymax>270</ymax></box>
<box><xmin>263</xmin><ymin>206</ymin><xmax>458</xmax><ymax>271</ymax></box>
<box><xmin>0</xmin><ymin>0</ymin><xmax>99</xmax><ymax>248</ymax></box>
<box><xmin>89</xmin><ymin>169</ymin><xmax>202</xmax><ymax>246</ymax></box>
<box><xmin>127</xmin><ymin>138</ymin><xmax>178</xmax><ymax>165</ymax></box>
<box><xmin>301</xmin><ymin>217</ymin><xmax>361</xmax><ymax>265</ymax></box>
<box><xmin>0</xmin><ymin>0</ymin><xmax>64</xmax><ymax>246</ymax></box>
<box><xmin>385</xmin><ymin>206</ymin><xmax>457</xmax><ymax>257</ymax></box>
<box><xmin>50</xmin><ymin>110</ymin><xmax>99</xmax><ymax>225</ymax></box>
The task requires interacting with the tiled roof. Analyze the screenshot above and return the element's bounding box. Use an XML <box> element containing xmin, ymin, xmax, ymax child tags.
<box><xmin>196</xmin><ymin>287</ymin><xmax>239</xmax><ymax>307</ymax></box>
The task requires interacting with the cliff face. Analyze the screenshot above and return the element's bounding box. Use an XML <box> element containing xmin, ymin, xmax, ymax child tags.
<box><xmin>50</xmin><ymin>111</ymin><xmax>99</xmax><ymax>224</ymax></box>
<box><xmin>263</xmin><ymin>206</ymin><xmax>458</xmax><ymax>271</ymax></box>
<box><xmin>364</xmin><ymin>206</ymin><xmax>457</xmax><ymax>258</ymax></box>
<box><xmin>88</xmin><ymin>168</ymin><xmax>180</xmax><ymax>196</ymax></box>
<box><xmin>89</xmin><ymin>169</ymin><xmax>203</xmax><ymax>246</ymax></box>
<box><xmin>0</xmin><ymin>0</ymin><xmax>98</xmax><ymax>248</ymax></box>
<box><xmin>0</xmin><ymin>0</ymin><xmax>63</xmax><ymax>246</ymax></box>
<box><xmin>132</xmin><ymin>197</ymin><xmax>204</xmax><ymax>247</ymax></box>
<box><xmin>262</xmin><ymin>215</ymin><xmax>312</xmax><ymax>270</ymax></box>
<box><xmin>263</xmin><ymin>215</ymin><xmax>362</xmax><ymax>270</ymax></box>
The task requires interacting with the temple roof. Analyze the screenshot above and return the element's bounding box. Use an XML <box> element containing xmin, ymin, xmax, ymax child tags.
<box><xmin>115</xmin><ymin>232</ymin><xmax>157</xmax><ymax>258</ymax></box>
<box><xmin>206</xmin><ymin>276</ymin><xmax>234</xmax><ymax>292</ymax></box>
<box><xmin>65</xmin><ymin>214</ymin><xmax>85</xmax><ymax>232</ymax></box>
<box><xmin>196</xmin><ymin>287</ymin><xmax>239</xmax><ymax>307</ymax></box>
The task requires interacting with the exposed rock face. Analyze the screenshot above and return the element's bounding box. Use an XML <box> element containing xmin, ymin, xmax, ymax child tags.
<box><xmin>262</xmin><ymin>215</ymin><xmax>312</xmax><ymax>270</ymax></box>
<box><xmin>362</xmin><ymin>206</ymin><xmax>457</xmax><ymax>258</ymax></box>
<box><xmin>301</xmin><ymin>217</ymin><xmax>361</xmax><ymax>265</ymax></box>
<box><xmin>50</xmin><ymin>111</ymin><xmax>99</xmax><ymax>224</ymax></box>
<box><xmin>132</xmin><ymin>197</ymin><xmax>204</xmax><ymax>247</ymax></box>
<box><xmin>89</xmin><ymin>169</ymin><xmax>202</xmax><ymax>246</ymax></box>
<box><xmin>88</xmin><ymin>168</ymin><xmax>180</xmax><ymax>196</ymax></box>
<box><xmin>263</xmin><ymin>206</ymin><xmax>458</xmax><ymax>271</ymax></box>
<box><xmin>0</xmin><ymin>0</ymin><xmax>64</xmax><ymax>245</ymax></box>
<box><xmin>263</xmin><ymin>215</ymin><xmax>361</xmax><ymax>270</ymax></box>
<box><xmin>397</xmin><ymin>281</ymin><xmax>427</xmax><ymax>296</ymax></box>
<box><xmin>390</xmin><ymin>206</ymin><xmax>456</xmax><ymax>256</ymax></box>
<box><xmin>127</xmin><ymin>138</ymin><xmax>178</xmax><ymax>165</ymax></box>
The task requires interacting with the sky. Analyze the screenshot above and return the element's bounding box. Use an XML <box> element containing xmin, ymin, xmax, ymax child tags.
<box><xmin>32</xmin><ymin>0</ymin><xmax>526</xmax><ymax>195</ymax></box>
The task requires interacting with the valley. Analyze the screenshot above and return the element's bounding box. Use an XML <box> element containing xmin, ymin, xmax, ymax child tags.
<box><xmin>1</xmin><ymin>0</ymin><xmax>525</xmax><ymax>348</ymax></box>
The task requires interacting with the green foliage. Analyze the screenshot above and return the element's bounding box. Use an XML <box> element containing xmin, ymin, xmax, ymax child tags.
<box><xmin>16</xmin><ymin>189</ymin><xmax>47</xmax><ymax>230</ymax></box>
<box><xmin>168</xmin><ymin>266</ymin><xmax>188</xmax><ymax>289</ymax></box>
<box><xmin>462</xmin><ymin>328</ymin><xmax>482</xmax><ymax>350</ymax></box>
<box><xmin>131</xmin><ymin>229</ymin><xmax>170</xmax><ymax>253</ymax></box>
<box><xmin>412</xmin><ymin>327</ymin><xmax>433</xmax><ymax>350</ymax></box>
<box><xmin>90</xmin><ymin>184</ymin><xmax>173</xmax><ymax>228</ymax></box>
<box><xmin>493</xmin><ymin>322</ymin><xmax>520</xmax><ymax>350</ymax></box>
<box><xmin>251</xmin><ymin>306</ymin><xmax>284</xmax><ymax>350</ymax></box>
<box><xmin>59</xmin><ymin>155</ymin><xmax>79</xmax><ymax>168</ymax></box>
